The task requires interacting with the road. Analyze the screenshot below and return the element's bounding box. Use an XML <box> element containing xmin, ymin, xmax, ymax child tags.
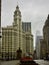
<box><xmin>0</xmin><ymin>60</ymin><xmax>20</xmax><ymax>65</ymax></box>
<box><xmin>0</xmin><ymin>60</ymin><xmax>49</xmax><ymax>65</ymax></box>
<box><xmin>34</xmin><ymin>60</ymin><xmax>49</xmax><ymax>65</ymax></box>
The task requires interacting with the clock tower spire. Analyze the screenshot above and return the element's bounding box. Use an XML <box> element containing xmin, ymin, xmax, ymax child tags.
<box><xmin>13</xmin><ymin>5</ymin><xmax>22</xmax><ymax>50</ymax></box>
<box><xmin>13</xmin><ymin>5</ymin><xmax>21</xmax><ymax>27</ymax></box>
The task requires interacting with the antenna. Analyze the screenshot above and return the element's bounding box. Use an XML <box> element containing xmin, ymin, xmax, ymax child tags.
<box><xmin>17</xmin><ymin>1</ymin><xmax>18</xmax><ymax>5</ymax></box>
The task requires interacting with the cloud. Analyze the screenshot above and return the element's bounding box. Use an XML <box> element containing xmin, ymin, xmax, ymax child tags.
<box><xmin>1</xmin><ymin>0</ymin><xmax>49</xmax><ymax>47</ymax></box>
<box><xmin>1</xmin><ymin>0</ymin><xmax>49</xmax><ymax>35</ymax></box>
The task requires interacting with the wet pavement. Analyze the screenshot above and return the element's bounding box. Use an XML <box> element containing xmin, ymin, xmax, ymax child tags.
<box><xmin>0</xmin><ymin>60</ymin><xmax>49</xmax><ymax>65</ymax></box>
<box><xmin>34</xmin><ymin>60</ymin><xmax>49</xmax><ymax>65</ymax></box>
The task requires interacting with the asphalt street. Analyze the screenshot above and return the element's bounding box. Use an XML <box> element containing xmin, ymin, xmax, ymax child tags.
<box><xmin>0</xmin><ymin>60</ymin><xmax>49</xmax><ymax>65</ymax></box>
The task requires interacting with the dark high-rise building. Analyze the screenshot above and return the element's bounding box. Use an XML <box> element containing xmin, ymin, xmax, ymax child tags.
<box><xmin>22</xmin><ymin>22</ymin><xmax>31</xmax><ymax>33</ymax></box>
<box><xmin>43</xmin><ymin>14</ymin><xmax>49</xmax><ymax>54</ymax></box>
<box><xmin>40</xmin><ymin>15</ymin><xmax>49</xmax><ymax>59</ymax></box>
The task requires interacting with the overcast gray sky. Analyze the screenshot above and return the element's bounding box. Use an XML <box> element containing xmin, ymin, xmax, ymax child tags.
<box><xmin>1</xmin><ymin>0</ymin><xmax>49</xmax><ymax>47</ymax></box>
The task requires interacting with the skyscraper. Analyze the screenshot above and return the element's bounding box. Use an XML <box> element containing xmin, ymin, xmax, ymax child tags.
<box><xmin>39</xmin><ymin>15</ymin><xmax>49</xmax><ymax>59</ymax></box>
<box><xmin>22</xmin><ymin>22</ymin><xmax>31</xmax><ymax>33</ymax></box>
<box><xmin>1</xmin><ymin>5</ymin><xmax>33</xmax><ymax>60</ymax></box>
<box><xmin>35</xmin><ymin>35</ymin><xmax>43</xmax><ymax>59</ymax></box>
<box><xmin>43</xmin><ymin>14</ymin><xmax>49</xmax><ymax>55</ymax></box>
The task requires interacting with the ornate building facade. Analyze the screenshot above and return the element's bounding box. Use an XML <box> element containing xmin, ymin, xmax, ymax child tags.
<box><xmin>43</xmin><ymin>15</ymin><xmax>49</xmax><ymax>56</ymax></box>
<box><xmin>40</xmin><ymin>15</ymin><xmax>49</xmax><ymax>59</ymax></box>
<box><xmin>1</xmin><ymin>5</ymin><xmax>33</xmax><ymax>60</ymax></box>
